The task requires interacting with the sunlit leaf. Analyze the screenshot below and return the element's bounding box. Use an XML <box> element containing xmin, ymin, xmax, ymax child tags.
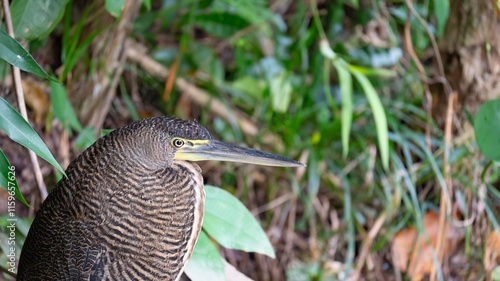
<box><xmin>231</xmin><ymin>76</ymin><xmax>265</xmax><ymax>99</ymax></box>
<box><xmin>474</xmin><ymin>99</ymin><xmax>500</xmax><ymax>161</ymax></box>
<box><xmin>11</xmin><ymin>0</ymin><xmax>70</xmax><ymax>40</ymax></box>
<box><xmin>222</xmin><ymin>259</ymin><xmax>253</xmax><ymax>281</ymax></box>
<box><xmin>105</xmin><ymin>0</ymin><xmax>126</xmax><ymax>18</ymax></box>
<box><xmin>185</xmin><ymin>231</ymin><xmax>224</xmax><ymax>281</ymax></box>
<box><xmin>203</xmin><ymin>185</ymin><xmax>275</xmax><ymax>258</ymax></box>
<box><xmin>0</xmin><ymin>97</ymin><xmax>65</xmax><ymax>176</ymax></box>
<box><xmin>347</xmin><ymin>65</ymin><xmax>397</xmax><ymax>77</ymax></box>
<box><xmin>0</xmin><ymin>149</ymin><xmax>30</xmax><ymax>207</ymax></box>
<box><xmin>350</xmin><ymin>70</ymin><xmax>389</xmax><ymax>170</ymax></box>
<box><xmin>333</xmin><ymin>60</ymin><xmax>353</xmax><ymax>157</ymax></box>
<box><xmin>269</xmin><ymin>72</ymin><xmax>292</xmax><ymax>113</ymax></box>
<box><xmin>0</xmin><ymin>30</ymin><xmax>57</xmax><ymax>82</ymax></box>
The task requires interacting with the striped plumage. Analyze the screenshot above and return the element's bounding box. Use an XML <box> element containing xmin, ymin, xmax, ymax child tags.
<box><xmin>18</xmin><ymin>117</ymin><xmax>211</xmax><ymax>280</ymax></box>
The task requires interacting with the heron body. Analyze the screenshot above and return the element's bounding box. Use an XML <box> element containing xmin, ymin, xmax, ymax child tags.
<box><xmin>17</xmin><ymin>116</ymin><xmax>303</xmax><ymax>280</ymax></box>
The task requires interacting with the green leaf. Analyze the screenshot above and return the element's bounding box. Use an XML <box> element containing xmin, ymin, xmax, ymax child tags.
<box><xmin>433</xmin><ymin>0</ymin><xmax>449</xmax><ymax>36</ymax></box>
<box><xmin>350</xmin><ymin>70</ymin><xmax>389</xmax><ymax>170</ymax></box>
<box><xmin>101</xmin><ymin>129</ymin><xmax>114</xmax><ymax>137</ymax></box>
<box><xmin>492</xmin><ymin>265</ymin><xmax>500</xmax><ymax>281</ymax></box>
<box><xmin>62</xmin><ymin>26</ymin><xmax>106</xmax><ymax>82</ymax></box>
<box><xmin>11</xmin><ymin>0</ymin><xmax>70</xmax><ymax>40</ymax></box>
<box><xmin>189</xmin><ymin>42</ymin><xmax>224</xmax><ymax>81</ymax></box>
<box><xmin>333</xmin><ymin>60</ymin><xmax>353</xmax><ymax>157</ymax></box>
<box><xmin>50</xmin><ymin>81</ymin><xmax>82</xmax><ymax>134</ymax></box>
<box><xmin>270</xmin><ymin>72</ymin><xmax>292</xmax><ymax>113</ymax></box>
<box><xmin>222</xmin><ymin>259</ymin><xmax>253</xmax><ymax>280</ymax></box>
<box><xmin>231</xmin><ymin>76</ymin><xmax>265</xmax><ymax>100</ymax></box>
<box><xmin>214</xmin><ymin>0</ymin><xmax>272</xmax><ymax>25</ymax></box>
<box><xmin>142</xmin><ymin>0</ymin><xmax>151</xmax><ymax>10</ymax></box>
<box><xmin>346</xmin><ymin>65</ymin><xmax>397</xmax><ymax>77</ymax></box>
<box><xmin>75</xmin><ymin>126</ymin><xmax>97</xmax><ymax>150</ymax></box>
<box><xmin>0</xmin><ymin>30</ymin><xmax>57</xmax><ymax>82</ymax></box>
<box><xmin>0</xmin><ymin>59</ymin><xmax>8</xmax><ymax>80</ymax></box>
<box><xmin>194</xmin><ymin>12</ymin><xmax>250</xmax><ymax>39</ymax></box>
<box><xmin>185</xmin><ymin>231</ymin><xmax>225</xmax><ymax>281</ymax></box>
<box><xmin>120</xmin><ymin>78</ymin><xmax>140</xmax><ymax>121</ymax></box>
<box><xmin>0</xmin><ymin>149</ymin><xmax>31</xmax><ymax>207</ymax></box>
<box><xmin>0</xmin><ymin>97</ymin><xmax>66</xmax><ymax>176</ymax></box>
<box><xmin>105</xmin><ymin>0</ymin><xmax>126</xmax><ymax>18</ymax></box>
<box><xmin>203</xmin><ymin>185</ymin><xmax>275</xmax><ymax>258</ymax></box>
<box><xmin>474</xmin><ymin>99</ymin><xmax>500</xmax><ymax>161</ymax></box>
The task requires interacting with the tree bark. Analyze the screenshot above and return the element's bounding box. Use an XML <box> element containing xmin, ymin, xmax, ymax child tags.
<box><xmin>436</xmin><ymin>0</ymin><xmax>500</xmax><ymax>120</ymax></box>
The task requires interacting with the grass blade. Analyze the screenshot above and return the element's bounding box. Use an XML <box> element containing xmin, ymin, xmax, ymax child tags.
<box><xmin>350</xmin><ymin>70</ymin><xmax>389</xmax><ymax>170</ymax></box>
<box><xmin>333</xmin><ymin>60</ymin><xmax>353</xmax><ymax>158</ymax></box>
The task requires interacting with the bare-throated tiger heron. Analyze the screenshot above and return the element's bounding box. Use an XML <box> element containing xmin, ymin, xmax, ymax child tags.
<box><xmin>17</xmin><ymin>116</ymin><xmax>304</xmax><ymax>280</ymax></box>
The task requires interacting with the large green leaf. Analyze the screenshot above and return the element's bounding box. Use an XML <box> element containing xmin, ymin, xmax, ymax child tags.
<box><xmin>474</xmin><ymin>99</ymin><xmax>500</xmax><ymax>161</ymax></box>
<box><xmin>222</xmin><ymin>259</ymin><xmax>253</xmax><ymax>281</ymax></box>
<box><xmin>185</xmin><ymin>231</ymin><xmax>225</xmax><ymax>281</ymax></box>
<box><xmin>11</xmin><ymin>0</ymin><xmax>70</xmax><ymax>40</ymax></box>
<box><xmin>50</xmin><ymin>81</ymin><xmax>82</xmax><ymax>134</ymax></box>
<box><xmin>0</xmin><ymin>30</ymin><xmax>57</xmax><ymax>82</ymax></box>
<box><xmin>0</xmin><ymin>97</ymin><xmax>65</xmax><ymax>176</ymax></box>
<box><xmin>0</xmin><ymin>149</ymin><xmax>30</xmax><ymax>207</ymax></box>
<box><xmin>203</xmin><ymin>185</ymin><xmax>275</xmax><ymax>258</ymax></box>
<box><xmin>194</xmin><ymin>12</ymin><xmax>250</xmax><ymax>39</ymax></box>
<box><xmin>350</xmin><ymin>70</ymin><xmax>389</xmax><ymax>170</ymax></box>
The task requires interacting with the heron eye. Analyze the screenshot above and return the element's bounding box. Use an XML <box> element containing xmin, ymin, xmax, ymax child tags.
<box><xmin>173</xmin><ymin>139</ymin><xmax>185</xmax><ymax>148</ymax></box>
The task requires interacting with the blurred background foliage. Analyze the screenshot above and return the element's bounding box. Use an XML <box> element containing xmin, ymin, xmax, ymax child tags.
<box><xmin>1</xmin><ymin>0</ymin><xmax>500</xmax><ymax>280</ymax></box>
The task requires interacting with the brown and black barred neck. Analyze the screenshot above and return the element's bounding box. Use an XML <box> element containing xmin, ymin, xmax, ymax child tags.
<box><xmin>18</xmin><ymin>117</ymin><xmax>212</xmax><ymax>281</ymax></box>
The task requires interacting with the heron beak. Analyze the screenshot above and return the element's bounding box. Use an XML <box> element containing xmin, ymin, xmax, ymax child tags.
<box><xmin>174</xmin><ymin>140</ymin><xmax>305</xmax><ymax>167</ymax></box>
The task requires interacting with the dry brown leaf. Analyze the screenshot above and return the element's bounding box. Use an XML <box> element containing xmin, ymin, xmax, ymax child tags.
<box><xmin>391</xmin><ymin>211</ymin><xmax>463</xmax><ymax>281</ymax></box>
<box><xmin>495</xmin><ymin>0</ymin><xmax>500</xmax><ymax>18</ymax></box>
<box><xmin>163</xmin><ymin>55</ymin><xmax>180</xmax><ymax>102</ymax></box>
<box><xmin>485</xmin><ymin>230</ymin><xmax>500</xmax><ymax>273</ymax></box>
<box><xmin>22</xmin><ymin>79</ymin><xmax>50</xmax><ymax>124</ymax></box>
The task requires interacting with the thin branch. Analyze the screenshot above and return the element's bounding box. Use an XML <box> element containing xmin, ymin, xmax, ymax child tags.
<box><xmin>404</xmin><ymin>0</ymin><xmax>445</xmax><ymax>77</ymax></box>
<box><xmin>125</xmin><ymin>40</ymin><xmax>285</xmax><ymax>147</ymax></box>
<box><xmin>430</xmin><ymin>92</ymin><xmax>456</xmax><ymax>281</ymax></box>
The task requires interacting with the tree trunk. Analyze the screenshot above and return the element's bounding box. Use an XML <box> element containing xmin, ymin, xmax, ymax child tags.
<box><xmin>436</xmin><ymin>0</ymin><xmax>500</xmax><ymax>121</ymax></box>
